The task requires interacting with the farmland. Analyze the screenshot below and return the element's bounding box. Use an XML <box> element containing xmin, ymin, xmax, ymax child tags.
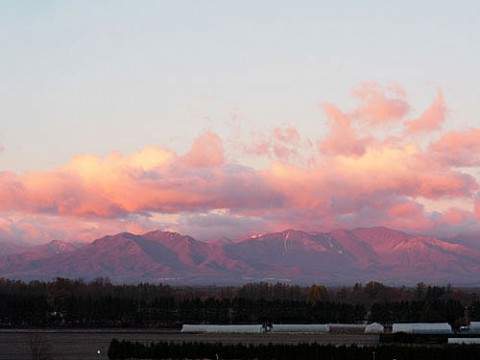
<box><xmin>0</xmin><ymin>329</ymin><xmax>378</xmax><ymax>360</ymax></box>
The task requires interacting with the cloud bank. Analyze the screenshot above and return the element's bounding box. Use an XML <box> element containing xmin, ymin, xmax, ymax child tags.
<box><xmin>1</xmin><ymin>83</ymin><xmax>479</xmax><ymax>243</ymax></box>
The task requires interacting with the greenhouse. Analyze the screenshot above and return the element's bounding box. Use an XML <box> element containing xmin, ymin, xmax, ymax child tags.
<box><xmin>364</xmin><ymin>322</ymin><xmax>384</xmax><ymax>334</ymax></box>
<box><xmin>181</xmin><ymin>324</ymin><xmax>264</xmax><ymax>333</ymax></box>
<box><xmin>392</xmin><ymin>322</ymin><xmax>452</xmax><ymax>334</ymax></box>
<box><xmin>270</xmin><ymin>324</ymin><xmax>330</xmax><ymax>333</ymax></box>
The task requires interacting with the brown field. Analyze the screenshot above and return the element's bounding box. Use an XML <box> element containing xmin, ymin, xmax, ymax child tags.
<box><xmin>0</xmin><ymin>329</ymin><xmax>379</xmax><ymax>360</ymax></box>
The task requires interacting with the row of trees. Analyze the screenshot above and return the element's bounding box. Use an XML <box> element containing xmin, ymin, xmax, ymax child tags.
<box><xmin>1</xmin><ymin>277</ymin><xmax>480</xmax><ymax>328</ymax></box>
<box><xmin>107</xmin><ymin>339</ymin><xmax>480</xmax><ymax>360</ymax></box>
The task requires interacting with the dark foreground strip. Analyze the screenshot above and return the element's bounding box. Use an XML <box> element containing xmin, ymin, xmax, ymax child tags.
<box><xmin>108</xmin><ymin>339</ymin><xmax>480</xmax><ymax>360</ymax></box>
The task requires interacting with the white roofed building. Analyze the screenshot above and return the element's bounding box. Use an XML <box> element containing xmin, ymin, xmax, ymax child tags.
<box><xmin>181</xmin><ymin>324</ymin><xmax>263</xmax><ymax>333</ymax></box>
<box><xmin>449</xmin><ymin>338</ymin><xmax>480</xmax><ymax>344</ymax></box>
<box><xmin>469</xmin><ymin>321</ymin><xmax>480</xmax><ymax>330</ymax></box>
<box><xmin>271</xmin><ymin>324</ymin><xmax>330</xmax><ymax>333</ymax></box>
<box><xmin>392</xmin><ymin>323</ymin><xmax>452</xmax><ymax>334</ymax></box>
<box><xmin>364</xmin><ymin>322</ymin><xmax>384</xmax><ymax>334</ymax></box>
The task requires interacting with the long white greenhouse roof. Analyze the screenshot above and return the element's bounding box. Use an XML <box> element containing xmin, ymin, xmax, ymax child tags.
<box><xmin>469</xmin><ymin>321</ymin><xmax>480</xmax><ymax>329</ymax></box>
<box><xmin>329</xmin><ymin>324</ymin><xmax>367</xmax><ymax>329</ymax></box>
<box><xmin>448</xmin><ymin>338</ymin><xmax>480</xmax><ymax>344</ymax></box>
<box><xmin>271</xmin><ymin>324</ymin><xmax>330</xmax><ymax>333</ymax></box>
<box><xmin>182</xmin><ymin>323</ymin><xmax>377</xmax><ymax>334</ymax></box>
<box><xmin>181</xmin><ymin>324</ymin><xmax>263</xmax><ymax>333</ymax></box>
<box><xmin>392</xmin><ymin>323</ymin><xmax>452</xmax><ymax>334</ymax></box>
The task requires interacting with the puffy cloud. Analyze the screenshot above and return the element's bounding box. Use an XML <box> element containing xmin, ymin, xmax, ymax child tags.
<box><xmin>441</xmin><ymin>207</ymin><xmax>471</xmax><ymax>225</ymax></box>
<box><xmin>1</xmin><ymin>83</ymin><xmax>480</xmax><ymax>243</ymax></box>
<box><xmin>0</xmin><ymin>133</ymin><xmax>277</xmax><ymax>219</ymax></box>
<box><xmin>404</xmin><ymin>89</ymin><xmax>446</xmax><ymax>135</ymax></box>
<box><xmin>319</xmin><ymin>103</ymin><xmax>372</xmax><ymax>156</ymax></box>
<box><xmin>181</xmin><ymin>131</ymin><xmax>224</xmax><ymax>167</ymax></box>
<box><xmin>429</xmin><ymin>128</ymin><xmax>480</xmax><ymax>167</ymax></box>
<box><xmin>352</xmin><ymin>82</ymin><xmax>410</xmax><ymax>125</ymax></box>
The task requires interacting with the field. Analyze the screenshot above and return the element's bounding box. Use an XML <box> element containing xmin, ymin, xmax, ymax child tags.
<box><xmin>0</xmin><ymin>329</ymin><xmax>379</xmax><ymax>360</ymax></box>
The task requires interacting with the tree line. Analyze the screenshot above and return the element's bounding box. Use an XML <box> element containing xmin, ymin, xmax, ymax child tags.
<box><xmin>1</xmin><ymin>277</ymin><xmax>480</xmax><ymax>328</ymax></box>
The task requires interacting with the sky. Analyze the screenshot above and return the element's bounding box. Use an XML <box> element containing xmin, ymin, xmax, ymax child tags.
<box><xmin>0</xmin><ymin>1</ymin><xmax>479</xmax><ymax>244</ymax></box>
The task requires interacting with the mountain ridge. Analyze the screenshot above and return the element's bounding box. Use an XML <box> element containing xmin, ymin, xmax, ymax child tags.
<box><xmin>0</xmin><ymin>227</ymin><xmax>479</xmax><ymax>285</ymax></box>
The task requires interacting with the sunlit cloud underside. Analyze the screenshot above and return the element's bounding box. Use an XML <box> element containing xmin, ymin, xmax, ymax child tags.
<box><xmin>1</xmin><ymin>83</ymin><xmax>479</xmax><ymax>244</ymax></box>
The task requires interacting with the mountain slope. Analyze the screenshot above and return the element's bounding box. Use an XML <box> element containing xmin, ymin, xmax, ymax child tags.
<box><xmin>223</xmin><ymin>229</ymin><xmax>362</xmax><ymax>281</ymax></box>
<box><xmin>352</xmin><ymin>227</ymin><xmax>480</xmax><ymax>282</ymax></box>
<box><xmin>0</xmin><ymin>240</ymin><xmax>77</xmax><ymax>275</ymax></box>
<box><xmin>0</xmin><ymin>242</ymin><xmax>27</xmax><ymax>256</ymax></box>
<box><xmin>1</xmin><ymin>227</ymin><xmax>479</xmax><ymax>284</ymax></box>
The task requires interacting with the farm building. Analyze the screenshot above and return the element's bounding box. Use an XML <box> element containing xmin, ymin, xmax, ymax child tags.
<box><xmin>328</xmin><ymin>324</ymin><xmax>367</xmax><ymax>333</ymax></box>
<box><xmin>459</xmin><ymin>321</ymin><xmax>480</xmax><ymax>333</ymax></box>
<box><xmin>364</xmin><ymin>322</ymin><xmax>384</xmax><ymax>334</ymax></box>
<box><xmin>270</xmin><ymin>324</ymin><xmax>330</xmax><ymax>333</ymax></box>
<box><xmin>181</xmin><ymin>324</ymin><xmax>263</xmax><ymax>333</ymax></box>
<box><xmin>448</xmin><ymin>338</ymin><xmax>480</xmax><ymax>344</ymax></box>
<box><xmin>392</xmin><ymin>323</ymin><xmax>452</xmax><ymax>334</ymax></box>
<box><xmin>469</xmin><ymin>322</ymin><xmax>480</xmax><ymax>331</ymax></box>
<box><xmin>181</xmin><ymin>323</ymin><xmax>381</xmax><ymax>334</ymax></box>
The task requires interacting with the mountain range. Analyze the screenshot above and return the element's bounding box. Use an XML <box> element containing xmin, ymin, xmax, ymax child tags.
<box><xmin>1</xmin><ymin>227</ymin><xmax>479</xmax><ymax>285</ymax></box>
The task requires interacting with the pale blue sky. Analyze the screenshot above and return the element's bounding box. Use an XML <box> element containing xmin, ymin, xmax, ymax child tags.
<box><xmin>1</xmin><ymin>0</ymin><xmax>479</xmax><ymax>172</ymax></box>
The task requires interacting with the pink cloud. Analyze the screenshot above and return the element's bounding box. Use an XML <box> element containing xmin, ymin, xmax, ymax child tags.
<box><xmin>1</xmin><ymin>84</ymin><xmax>480</xmax><ymax>243</ymax></box>
<box><xmin>0</xmin><ymin>211</ymin><xmax>161</xmax><ymax>244</ymax></box>
<box><xmin>319</xmin><ymin>103</ymin><xmax>372</xmax><ymax>156</ymax></box>
<box><xmin>181</xmin><ymin>131</ymin><xmax>224</xmax><ymax>167</ymax></box>
<box><xmin>429</xmin><ymin>128</ymin><xmax>480</xmax><ymax>167</ymax></box>
<box><xmin>475</xmin><ymin>195</ymin><xmax>480</xmax><ymax>220</ymax></box>
<box><xmin>0</xmin><ymin>133</ymin><xmax>277</xmax><ymax>219</ymax></box>
<box><xmin>441</xmin><ymin>207</ymin><xmax>471</xmax><ymax>224</ymax></box>
<box><xmin>404</xmin><ymin>89</ymin><xmax>446</xmax><ymax>135</ymax></box>
<box><xmin>352</xmin><ymin>82</ymin><xmax>410</xmax><ymax>125</ymax></box>
<box><xmin>388</xmin><ymin>201</ymin><xmax>424</xmax><ymax>218</ymax></box>
<box><xmin>242</xmin><ymin>126</ymin><xmax>301</xmax><ymax>162</ymax></box>
<box><xmin>0</xmin><ymin>217</ymin><xmax>13</xmax><ymax>237</ymax></box>
<box><xmin>384</xmin><ymin>205</ymin><xmax>433</xmax><ymax>232</ymax></box>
